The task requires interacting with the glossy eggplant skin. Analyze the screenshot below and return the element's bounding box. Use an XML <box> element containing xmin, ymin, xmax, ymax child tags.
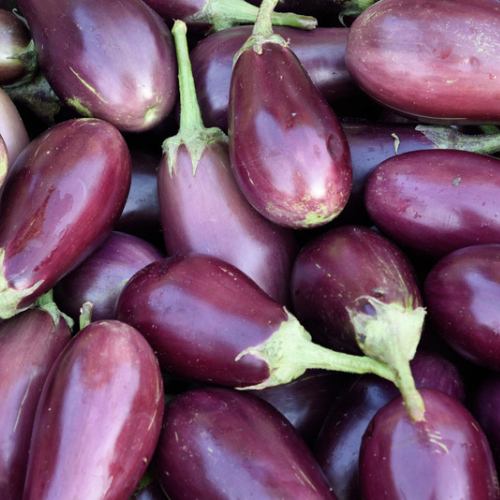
<box><xmin>359</xmin><ymin>388</ymin><xmax>500</xmax><ymax>500</ymax></box>
<box><xmin>190</xmin><ymin>26</ymin><xmax>357</xmax><ymax>131</ymax></box>
<box><xmin>22</xmin><ymin>320</ymin><xmax>164</xmax><ymax>500</ymax></box>
<box><xmin>0</xmin><ymin>308</ymin><xmax>71</xmax><ymax>500</ymax></box>
<box><xmin>18</xmin><ymin>0</ymin><xmax>177</xmax><ymax>132</ymax></box>
<box><xmin>0</xmin><ymin>118</ymin><xmax>131</xmax><ymax>317</ymax></box>
<box><xmin>115</xmin><ymin>253</ymin><xmax>293</xmax><ymax>387</ymax></box>
<box><xmin>228</xmin><ymin>41</ymin><xmax>352</xmax><ymax>229</ymax></box>
<box><xmin>346</xmin><ymin>0</ymin><xmax>500</xmax><ymax>124</ymax></box>
<box><xmin>365</xmin><ymin>149</ymin><xmax>500</xmax><ymax>259</ymax></box>
<box><xmin>291</xmin><ymin>225</ymin><xmax>422</xmax><ymax>354</ymax></box>
<box><xmin>423</xmin><ymin>244</ymin><xmax>500</xmax><ymax>371</ymax></box>
<box><xmin>154</xmin><ymin>386</ymin><xmax>338</xmax><ymax>499</ymax></box>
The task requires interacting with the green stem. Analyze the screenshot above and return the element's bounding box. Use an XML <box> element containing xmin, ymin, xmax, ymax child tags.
<box><xmin>252</xmin><ymin>0</ymin><xmax>280</xmax><ymax>38</ymax></box>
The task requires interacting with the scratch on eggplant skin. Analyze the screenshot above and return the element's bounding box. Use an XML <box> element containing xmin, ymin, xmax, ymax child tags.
<box><xmin>66</xmin><ymin>96</ymin><xmax>92</xmax><ymax>117</ymax></box>
<box><xmin>69</xmin><ymin>67</ymin><xmax>108</xmax><ymax>103</ymax></box>
<box><xmin>13</xmin><ymin>371</ymin><xmax>37</xmax><ymax>432</ymax></box>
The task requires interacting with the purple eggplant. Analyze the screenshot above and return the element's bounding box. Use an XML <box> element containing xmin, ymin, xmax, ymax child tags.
<box><xmin>190</xmin><ymin>25</ymin><xmax>360</xmax><ymax>131</ymax></box>
<box><xmin>228</xmin><ymin>0</ymin><xmax>352</xmax><ymax>229</ymax></box>
<box><xmin>18</xmin><ymin>0</ymin><xmax>178</xmax><ymax>132</ymax></box>
<box><xmin>153</xmin><ymin>386</ymin><xmax>337</xmax><ymax>499</ymax></box>
<box><xmin>359</xmin><ymin>387</ymin><xmax>500</xmax><ymax>499</ymax></box>
<box><xmin>0</xmin><ymin>306</ymin><xmax>71</xmax><ymax>500</ymax></box>
<box><xmin>158</xmin><ymin>20</ymin><xmax>297</xmax><ymax>305</ymax></box>
<box><xmin>365</xmin><ymin>149</ymin><xmax>500</xmax><ymax>259</ymax></box>
<box><xmin>22</xmin><ymin>319</ymin><xmax>164</xmax><ymax>500</ymax></box>
<box><xmin>345</xmin><ymin>0</ymin><xmax>500</xmax><ymax>124</ymax></box>
<box><xmin>291</xmin><ymin>224</ymin><xmax>426</xmax><ymax>420</ymax></box>
<box><xmin>423</xmin><ymin>243</ymin><xmax>500</xmax><ymax>371</ymax></box>
<box><xmin>53</xmin><ymin>231</ymin><xmax>164</xmax><ymax>324</ymax></box>
<box><xmin>0</xmin><ymin>117</ymin><xmax>131</xmax><ymax>319</ymax></box>
<box><xmin>115</xmin><ymin>252</ymin><xmax>395</xmax><ymax>390</ymax></box>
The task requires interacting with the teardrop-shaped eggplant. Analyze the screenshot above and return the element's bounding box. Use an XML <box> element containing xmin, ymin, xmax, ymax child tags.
<box><xmin>22</xmin><ymin>319</ymin><xmax>164</xmax><ymax>500</ymax></box>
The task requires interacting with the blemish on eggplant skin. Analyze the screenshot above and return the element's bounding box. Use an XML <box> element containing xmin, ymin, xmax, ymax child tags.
<box><xmin>452</xmin><ymin>177</ymin><xmax>462</xmax><ymax>186</ymax></box>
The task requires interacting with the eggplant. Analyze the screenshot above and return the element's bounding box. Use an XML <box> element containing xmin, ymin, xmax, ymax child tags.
<box><xmin>423</xmin><ymin>243</ymin><xmax>500</xmax><ymax>371</ymax></box>
<box><xmin>345</xmin><ymin>0</ymin><xmax>500</xmax><ymax>124</ymax></box>
<box><xmin>22</xmin><ymin>319</ymin><xmax>164</xmax><ymax>500</ymax></box>
<box><xmin>0</xmin><ymin>307</ymin><xmax>71</xmax><ymax>500</ymax></box>
<box><xmin>190</xmin><ymin>25</ymin><xmax>359</xmax><ymax>132</ymax></box>
<box><xmin>153</xmin><ymin>386</ymin><xmax>337</xmax><ymax>499</ymax></box>
<box><xmin>358</xmin><ymin>387</ymin><xmax>500</xmax><ymax>499</ymax></box>
<box><xmin>53</xmin><ymin>231</ymin><xmax>164</xmax><ymax>324</ymax></box>
<box><xmin>364</xmin><ymin>149</ymin><xmax>500</xmax><ymax>259</ymax></box>
<box><xmin>158</xmin><ymin>20</ymin><xmax>297</xmax><ymax>305</ymax></box>
<box><xmin>18</xmin><ymin>0</ymin><xmax>178</xmax><ymax>132</ymax></box>
<box><xmin>0</xmin><ymin>118</ymin><xmax>131</xmax><ymax>319</ymax></box>
<box><xmin>291</xmin><ymin>224</ymin><xmax>426</xmax><ymax>421</ymax></box>
<box><xmin>228</xmin><ymin>0</ymin><xmax>352</xmax><ymax>229</ymax></box>
<box><xmin>115</xmin><ymin>253</ymin><xmax>395</xmax><ymax>390</ymax></box>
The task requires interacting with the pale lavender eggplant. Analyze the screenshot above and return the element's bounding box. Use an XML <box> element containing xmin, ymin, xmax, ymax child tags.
<box><xmin>22</xmin><ymin>320</ymin><xmax>164</xmax><ymax>500</ymax></box>
<box><xmin>0</xmin><ymin>118</ymin><xmax>131</xmax><ymax>319</ymax></box>
<box><xmin>0</xmin><ymin>307</ymin><xmax>71</xmax><ymax>500</ymax></box>
<box><xmin>153</xmin><ymin>386</ymin><xmax>338</xmax><ymax>499</ymax></box>
<box><xmin>18</xmin><ymin>0</ymin><xmax>178</xmax><ymax>132</ymax></box>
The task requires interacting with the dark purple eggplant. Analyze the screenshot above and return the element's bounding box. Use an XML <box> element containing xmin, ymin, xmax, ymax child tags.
<box><xmin>345</xmin><ymin>0</ymin><xmax>500</xmax><ymax>124</ymax></box>
<box><xmin>142</xmin><ymin>0</ymin><xmax>317</xmax><ymax>33</ymax></box>
<box><xmin>53</xmin><ymin>231</ymin><xmax>164</xmax><ymax>324</ymax></box>
<box><xmin>0</xmin><ymin>306</ymin><xmax>71</xmax><ymax>500</ymax></box>
<box><xmin>359</xmin><ymin>387</ymin><xmax>500</xmax><ymax>499</ymax></box>
<box><xmin>18</xmin><ymin>0</ymin><xmax>178</xmax><ymax>132</ymax></box>
<box><xmin>116</xmin><ymin>253</ymin><xmax>395</xmax><ymax>390</ymax></box>
<box><xmin>190</xmin><ymin>25</ymin><xmax>359</xmax><ymax>131</ymax></box>
<box><xmin>291</xmin><ymin>224</ymin><xmax>426</xmax><ymax>420</ymax></box>
<box><xmin>423</xmin><ymin>243</ymin><xmax>500</xmax><ymax>371</ymax></box>
<box><xmin>153</xmin><ymin>386</ymin><xmax>337</xmax><ymax>499</ymax></box>
<box><xmin>0</xmin><ymin>117</ymin><xmax>131</xmax><ymax>319</ymax></box>
<box><xmin>228</xmin><ymin>0</ymin><xmax>352</xmax><ymax>229</ymax></box>
<box><xmin>130</xmin><ymin>475</ymin><xmax>168</xmax><ymax>500</ymax></box>
<box><xmin>22</xmin><ymin>319</ymin><xmax>164</xmax><ymax>500</ymax></box>
<box><xmin>364</xmin><ymin>149</ymin><xmax>500</xmax><ymax>259</ymax></box>
<box><xmin>158</xmin><ymin>20</ymin><xmax>297</xmax><ymax>305</ymax></box>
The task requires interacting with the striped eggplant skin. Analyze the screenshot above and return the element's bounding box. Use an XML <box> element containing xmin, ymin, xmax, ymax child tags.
<box><xmin>154</xmin><ymin>386</ymin><xmax>338</xmax><ymax>500</ymax></box>
<box><xmin>17</xmin><ymin>0</ymin><xmax>178</xmax><ymax>132</ymax></box>
<box><xmin>22</xmin><ymin>320</ymin><xmax>164</xmax><ymax>500</ymax></box>
<box><xmin>364</xmin><ymin>149</ymin><xmax>500</xmax><ymax>259</ymax></box>
<box><xmin>0</xmin><ymin>118</ymin><xmax>131</xmax><ymax>318</ymax></box>
<box><xmin>0</xmin><ymin>308</ymin><xmax>71</xmax><ymax>500</ymax></box>
<box><xmin>345</xmin><ymin>0</ymin><xmax>500</xmax><ymax>124</ymax></box>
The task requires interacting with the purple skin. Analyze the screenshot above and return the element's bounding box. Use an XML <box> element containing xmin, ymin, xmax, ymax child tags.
<box><xmin>364</xmin><ymin>149</ymin><xmax>500</xmax><ymax>259</ymax></box>
<box><xmin>0</xmin><ymin>308</ymin><xmax>71</xmax><ymax>500</ymax></box>
<box><xmin>17</xmin><ymin>0</ymin><xmax>178</xmax><ymax>132</ymax></box>
<box><xmin>314</xmin><ymin>349</ymin><xmax>467</xmax><ymax>500</ymax></box>
<box><xmin>0</xmin><ymin>118</ymin><xmax>131</xmax><ymax>319</ymax></box>
<box><xmin>131</xmin><ymin>478</ymin><xmax>168</xmax><ymax>500</ymax></box>
<box><xmin>359</xmin><ymin>388</ymin><xmax>500</xmax><ymax>500</ymax></box>
<box><xmin>153</xmin><ymin>386</ymin><xmax>338</xmax><ymax>499</ymax></box>
<box><xmin>53</xmin><ymin>231</ymin><xmax>164</xmax><ymax>324</ymax></box>
<box><xmin>22</xmin><ymin>320</ymin><xmax>164</xmax><ymax>500</ymax></box>
<box><xmin>346</xmin><ymin>0</ymin><xmax>500</xmax><ymax>124</ymax></box>
<box><xmin>190</xmin><ymin>25</ymin><xmax>359</xmax><ymax>131</ymax></box>
<box><xmin>228</xmin><ymin>40</ymin><xmax>352</xmax><ymax>229</ymax></box>
<box><xmin>423</xmin><ymin>243</ymin><xmax>500</xmax><ymax>371</ymax></box>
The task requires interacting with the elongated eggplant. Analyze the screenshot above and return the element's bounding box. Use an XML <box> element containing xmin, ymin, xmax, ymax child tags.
<box><xmin>190</xmin><ymin>25</ymin><xmax>359</xmax><ymax>131</ymax></box>
<box><xmin>345</xmin><ymin>0</ymin><xmax>500</xmax><ymax>124</ymax></box>
<box><xmin>0</xmin><ymin>307</ymin><xmax>71</xmax><ymax>500</ymax></box>
<box><xmin>424</xmin><ymin>243</ymin><xmax>500</xmax><ymax>371</ymax></box>
<box><xmin>364</xmin><ymin>149</ymin><xmax>500</xmax><ymax>259</ymax></box>
<box><xmin>228</xmin><ymin>0</ymin><xmax>352</xmax><ymax>229</ymax></box>
<box><xmin>116</xmin><ymin>253</ymin><xmax>395</xmax><ymax>390</ymax></box>
<box><xmin>0</xmin><ymin>118</ymin><xmax>131</xmax><ymax>319</ymax></box>
<box><xmin>18</xmin><ymin>0</ymin><xmax>178</xmax><ymax>132</ymax></box>
<box><xmin>154</xmin><ymin>386</ymin><xmax>338</xmax><ymax>499</ymax></box>
<box><xmin>359</xmin><ymin>388</ymin><xmax>500</xmax><ymax>499</ymax></box>
<box><xmin>53</xmin><ymin>231</ymin><xmax>164</xmax><ymax>324</ymax></box>
<box><xmin>158</xmin><ymin>20</ymin><xmax>297</xmax><ymax>305</ymax></box>
<box><xmin>22</xmin><ymin>319</ymin><xmax>164</xmax><ymax>500</ymax></box>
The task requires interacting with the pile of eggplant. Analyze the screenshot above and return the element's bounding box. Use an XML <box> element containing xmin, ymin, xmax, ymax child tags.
<box><xmin>2</xmin><ymin>0</ymin><xmax>500</xmax><ymax>498</ymax></box>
